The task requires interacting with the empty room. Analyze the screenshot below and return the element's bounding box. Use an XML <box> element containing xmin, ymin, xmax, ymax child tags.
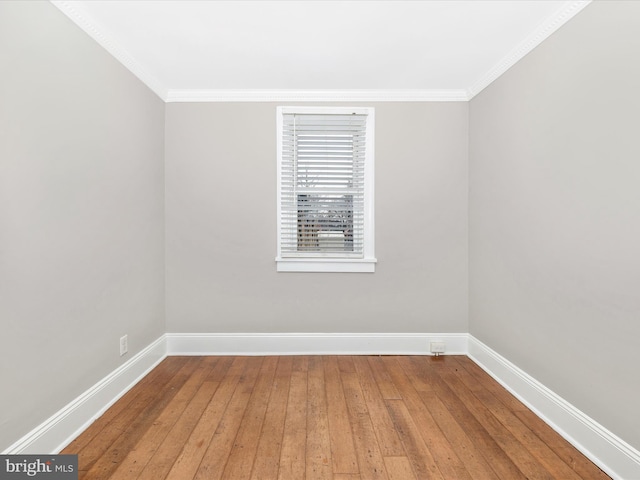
<box><xmin>1</xmin><ymin>1</ymin><xmax>639</xmax><ymax>479</ymax></box>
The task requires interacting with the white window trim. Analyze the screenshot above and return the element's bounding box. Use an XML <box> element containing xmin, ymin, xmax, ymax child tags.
<box><xmin>276</xmin><ymin>106</ymin><xmax>376</xmax><ymax>273</ymax></box>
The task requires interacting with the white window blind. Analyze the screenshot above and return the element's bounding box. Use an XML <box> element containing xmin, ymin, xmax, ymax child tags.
<box><xmin>277</xmin><ymin>107</ymin><xmax>375</xmax><ymax>273</ymax></box>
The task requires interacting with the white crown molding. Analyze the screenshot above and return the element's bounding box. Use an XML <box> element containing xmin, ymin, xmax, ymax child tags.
<box><xmin>2</xmin><ymin>336</ymin><xmax>167</xmax><ymax>455</ymax></box>
<box><xmin>468</xmin><ymin>335</ymin><xmax>640</xmax><ymax>480</ymax></box>
<box><xmin>50</xmin><ymin>0</ymin><xmax>168</xmax><ymax>101</ymax></box>
<box><xmin>165</xmin><ymin>89</ymin><xmax>470</xmax><ymax>103</ymax></box>
<box><xmin>467</xmin><ymin>0</ymin><xmax>592</xmax><ymax>99</ymax></box>
<box><xmin>165</xmin><ymin>332</ymin><xmax>469</xmax><ymax>356</ymax></box>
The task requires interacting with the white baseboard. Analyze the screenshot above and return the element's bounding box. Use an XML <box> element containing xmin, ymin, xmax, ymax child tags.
<box><xmin>468</xmin><ymin>335</ymin><xmax>640</xmax><ymax>480</ymax></box>
<box><xmin>3</xmin><ymin>335</ymin><xmax>167</xmax><ymax>455</ymax></box>
<box><xmin>6</xmin><ymin>331</ymin><xmax>639</xmax><ymax>480</ymax></box>
<box><xmin>165</xmin><ymin>332</ymin><xmax>468</xmax><ymax>356</ymax></box>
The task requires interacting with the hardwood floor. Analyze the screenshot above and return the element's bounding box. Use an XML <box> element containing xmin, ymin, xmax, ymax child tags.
<box><xmin>62</xmin><ymin>355</ymin><xmax>610</xmax><ymax>479</ymax></box>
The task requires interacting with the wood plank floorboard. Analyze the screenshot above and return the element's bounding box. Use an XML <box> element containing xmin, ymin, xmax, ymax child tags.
<box><xmin>279</xmin><ymin>356</ymin><xmax>309</xmax><ymax>480</ymax></box>
<box><xmin>251</xmin><ymin>356</ymin><xmax>293</xmax><ymax>480</ymax></box>
<box><xmin>62</xmin><ymin>355</ymin><xmax>610</xmax><ymax>480</ymax></box>
<box><xmin>323</xmin><ymin>356</ymin><xmax>359</xmax><ymax>475</ymax></box>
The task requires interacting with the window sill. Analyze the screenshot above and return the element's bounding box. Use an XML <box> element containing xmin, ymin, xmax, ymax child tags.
<box><xmin>276</xmin><ymin>258</ymin><xmax>377</xmax><ymax>273</ymax></box>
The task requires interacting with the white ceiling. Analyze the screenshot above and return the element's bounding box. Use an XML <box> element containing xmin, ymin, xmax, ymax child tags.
<box><xmin>51</xmin><ymin>0</ymin><xmax>591</xmax><ymax>102</ymax></box>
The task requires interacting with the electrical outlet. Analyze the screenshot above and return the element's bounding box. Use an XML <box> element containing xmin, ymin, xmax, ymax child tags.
<box><xmin>430</xmin><ymin>341</ymin><xmax>445</xmax><ymax>355</ymax></box>
<box><xmin>120</xmin><ymin>335</ymin><xmax>128</xmax><ymax>356</ymax></box>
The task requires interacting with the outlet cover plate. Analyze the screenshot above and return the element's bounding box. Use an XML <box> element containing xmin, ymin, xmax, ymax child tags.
<box><xmin>430</xmin><ymin>341</ymin><xmax>445</xmax><ymax>354</ymax></box>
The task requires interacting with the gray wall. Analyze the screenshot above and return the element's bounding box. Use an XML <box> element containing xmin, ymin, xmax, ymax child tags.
<box><xmin>0</xmin><ymin>2</ymin><xmax>165</xmax><ymax>451</ymax></box>
<box><xmin>165</xmin><ymin>102</ymin><xmax>468</xmax><ymax>333</ymax></box>
<box><xmin>469</xmin><ymin>1</ymin><xmax>640</xmax><ymax>450</ymax></box>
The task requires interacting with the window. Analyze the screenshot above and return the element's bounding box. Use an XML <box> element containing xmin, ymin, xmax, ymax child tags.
<box><xmin>276</xmin><ymin>106</ymin><xmax>376</xmax><ymax>272</ymax></box>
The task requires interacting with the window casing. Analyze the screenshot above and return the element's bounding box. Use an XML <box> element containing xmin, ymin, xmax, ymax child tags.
<box><xmin>276</xmin><ymin>106</ymin><xmax>376</xmax><ymax>272</ymax></box>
